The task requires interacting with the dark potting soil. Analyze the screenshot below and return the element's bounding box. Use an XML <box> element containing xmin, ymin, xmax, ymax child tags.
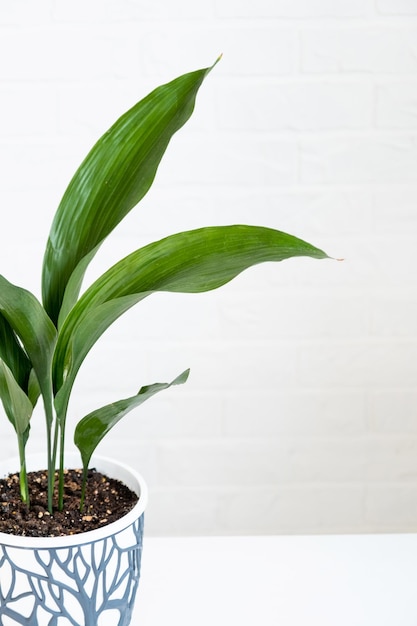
<box><xmin>0</xmin><ymin>468</ymin><xmax>139</xmax><ymax>537</ymax></box>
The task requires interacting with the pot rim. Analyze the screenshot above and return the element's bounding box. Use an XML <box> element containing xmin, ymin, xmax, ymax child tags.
<box><xmin>0</xmin><ymin>453</ymin><xmax>148</xmax><ymax>548</ymax></box>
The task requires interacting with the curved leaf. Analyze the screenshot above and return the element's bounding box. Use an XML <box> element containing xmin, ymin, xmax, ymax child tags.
<box><xmin>57</xmin><ymin>244</ymin><xmax>100</xmax><ymax>330</ymax></box>
<box><xmin>42</xmin><ymin>60</ymin><xmax>219</xmax><ymax>325</ymax></box>
<box><xmin>0</xmin><ymin>312</ymin><xmax>32</xmax><ymax>391</ymax></box>
<box><xmin>27</xmin><ymin>369</ymin><xmax>41</xmax><ymax>408</ymax></box>
<box><xmin>0</xmin><ymin>359</ymin><xmax>32</xmax><ymax>505</ymax></box>
<box><xmin>74</xmin><ymin>369</ymin><xmax>190</xmax><ymax>469</ymax></box>
<box><xmin>0</xmin><ymin>275</ymin><xmax>57</xmax><ymax>419</ymax></box>
<box><xmin>53</xmin><ymin>225</ymin><xmax>328</xmax><ymax>414</ymax></box>
<box><xmin>0</xmin><ymin>359</ymin><xmax>33</xmax><ymax>436</ymax></box>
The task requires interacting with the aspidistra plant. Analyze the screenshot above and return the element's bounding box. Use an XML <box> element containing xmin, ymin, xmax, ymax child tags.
<box><xmin>0</xmin><ymin>58</ymin><xmax>329</xmax><ymax>514</ymax></box>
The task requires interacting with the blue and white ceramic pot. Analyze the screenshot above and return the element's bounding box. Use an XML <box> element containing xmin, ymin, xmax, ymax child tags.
<box><xmin>0</xmin><ymin>453</ymin><xmax>148</xmax><ymax>626</ymax></box>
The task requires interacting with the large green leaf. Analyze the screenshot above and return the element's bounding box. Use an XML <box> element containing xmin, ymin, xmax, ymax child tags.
<box><xmin>42</xmin><ymin>60</ymin><xmax>219</xmax><ymax>326</ymax></box>
<box><xmin>0</xmin><ymin>276</ymin><xmax>57</xmax><ymax>418</ymax></box>
<box><xmin>53</xmin><ymin>225</ymin><xmax>328</xmax><ymax>415</ymax></box>
<box><xmin>74</xmin><ymin>369</ymin><xmax>189</xmax><ymax>469</ymax></box>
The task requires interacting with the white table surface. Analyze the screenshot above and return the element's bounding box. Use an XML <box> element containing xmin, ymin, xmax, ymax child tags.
<box><xmin>133</xmin><ymin>534</ymin><xmax>417</xmax><ymax>625</ymax></box>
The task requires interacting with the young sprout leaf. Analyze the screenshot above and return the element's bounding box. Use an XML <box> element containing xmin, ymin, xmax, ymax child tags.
<box><xmin>74</xmin><ymin>368</ymin><xmax>190</xmax><ymax>507</ymax></box>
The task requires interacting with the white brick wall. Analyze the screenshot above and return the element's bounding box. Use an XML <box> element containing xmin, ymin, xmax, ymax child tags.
<box><xmin>0</xmin><ymin>1</ymin><xmax>417</xmax><ymax>536</ymax></box>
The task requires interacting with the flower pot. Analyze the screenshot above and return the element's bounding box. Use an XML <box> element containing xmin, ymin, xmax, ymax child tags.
<box><xmin>0</xmin><ymin>453</ymin><xmax>148</xmax><ymax>626</ymax></box>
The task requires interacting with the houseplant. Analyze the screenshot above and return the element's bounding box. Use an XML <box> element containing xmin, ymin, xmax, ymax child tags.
<box><xmin>0</xmin><ymin>57</ymin><xmax>329</xmax><ymax>624</ymax></box>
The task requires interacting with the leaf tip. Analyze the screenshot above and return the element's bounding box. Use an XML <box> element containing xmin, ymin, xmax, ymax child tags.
<box><xmin>175</xmin><ymin>368</ymin><xmax>190</xmax><ymax>385</ymax></box>
<box><xmin>207</xmin><ymin>54</ymin><xmax>222</xmax><ymax>75</ymax></box>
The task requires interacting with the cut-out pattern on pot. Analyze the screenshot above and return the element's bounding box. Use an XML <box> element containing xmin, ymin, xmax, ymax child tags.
<box><xmin>0</xmin><ymin>514</ymin><xmax>144</xmax><ymax>626</ymax></box>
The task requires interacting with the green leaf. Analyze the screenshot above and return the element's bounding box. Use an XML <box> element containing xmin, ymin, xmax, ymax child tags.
<box><xmin>0</xmin><ymin>359</ymin><xmax>33</xmax><ymax>436</ymax></box>
<box><xmin>0</xmin><ymin>276</ymin><xmax>57</xmax><ymax>420</ymax></box>
<box><xmin>0</xmin><ymin>359</ymin><xmax>32</xmax><ymax>505</ymax></box>
<box><xmin>57</xmin><ymin>245</ymin><xmax>100</xmax><ymax>329</ymax></box>
<box><xmin>27</xmin><ymin>369</ymin><xmax>41</xmax><ymax>408</ymax></box>
<box><xmin>74</xmin><ymin>369</ymin><xmax>190</xmax><ymax>469</ymax></box>
<box><xmin>42</xmin><ymin>60</ymin><xmax>219</xmax><ymax>325</ymax></box>
<box><xmin>53</xmin><ymin>225</ymin><xmax>328</xmax><ymax>415</ymax></box>
<box><xmin>0</xmin><ymin>312</ymin><xmax>32</xmax><ymax>392</ymax></box>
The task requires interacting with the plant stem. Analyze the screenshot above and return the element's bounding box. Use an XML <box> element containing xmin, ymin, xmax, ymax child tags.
<box><xmin>54</xmin><ymin>396</ymin><xmax>70</xmax><ymax>511</ymax></box>
<box><xmin>58</xmin><ymin>423</ymin><xmax>66</xmax><ymax>510</ymax></box>
<box><xmin>44</xmin><ymin>397</ymin><xmax>56</xmax><ymax>515</ymax></box>
<box><xmin>46</xmin><ymin>426</ymin><xmax>54</xmax><ymax>514</ymax></box>
<box><xmin>79</xmin><ymin>464</ymin><xmax>89</xmax><ymax>513</ymax></box>
<box><xmin>18</xmin><ymin>437</ymin><xmax>29</xmax><ymax>507</ymax></box>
